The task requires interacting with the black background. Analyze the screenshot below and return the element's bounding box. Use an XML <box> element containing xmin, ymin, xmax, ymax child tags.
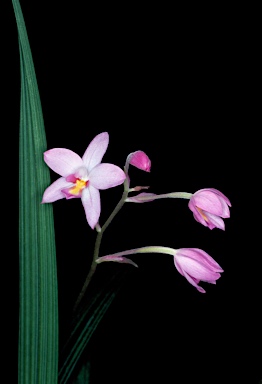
<box><xmin>5</xmin><ymin>1</ymin><xmax>260</xmax><ymax>383</ymax></box>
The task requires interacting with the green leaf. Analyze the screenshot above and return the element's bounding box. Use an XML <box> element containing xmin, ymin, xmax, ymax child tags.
<box><xmin>71</xmin><ymin>361</ymin><xmax>91</xmax><ymax>384</ymax></box>
<box><xmin>58</xmin><ymin>271</ymin><xmax>129</xmax><ymax>384</ymax></box>
<box><xmin>12</xmin><ymin>1</ymin><xmax>59</xmax><ymax>383</ymax></box>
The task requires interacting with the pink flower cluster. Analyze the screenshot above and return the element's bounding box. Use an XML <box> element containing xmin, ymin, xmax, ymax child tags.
<box><xmin>42</xmin><ymin>132</ymin><xmax>231</xmax><ymax>293</ymax></box>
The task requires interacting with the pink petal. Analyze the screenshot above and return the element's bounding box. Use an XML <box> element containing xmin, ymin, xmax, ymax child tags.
<box><xmin>176</xmin><ymin>256</ymin><xmax>221</xmax><ymax>282</ymax></box>
<box><xmin>205</xmin><ymin>212</ymin><xmax>225</xmax><ymax>230</ymax></box>
<box><xmin>82</xmin><ymin>132</ymin><xmax>109</xmax><ymax>171</ymax></box>
<box><xmin>89</xmin><ymin>163</ymin><xmax>126</xmax><ymax>189</ymax></box>
<box><xmin>190</xmin><ymin>205</ymin><xmax>209</xmax><ymax>227</ymax></box>
<box><xmin>192</xmin><ymin>192</ymin><xmax>226</xmax><ymax>217</ymax></box>
<box><xmin>174</xmin><ymin>258</ymin><xmax>185</xmax><ymax>276</ymax></box>
<box><xmin>175</xmin><ymin>258</ymin><xmax>205</xmax><ymax>291</ymax></box>
<box><xmin>193</xmin><ymin>188</ymin><xmax>231</xmax><ymax>217</ymax></box>
<box><xmin>128</xmin><ymin>150</ymin><xmax>151</xmax><ymax>172</ymax></box>
<box><xmin>176</xmin><ymin>248</ymin><xmax>223</xmax><ymax>272</ymax></box>
<box><xmin>183</xmin><ymin>271</ymin><xmax>206</xmax><ymax>293</ymax></box>
<box><xmin>44</xmin><ymin>148</ymin><xmax>83</xmax><ymax>177</ymax></box>
<box><xmin>201</xmin><ymin>188</ymin><xmax>231</xmax><ymax>207</ymax></box>
<box><xmin>81</xmin><ymin>185</ymin><xmax>101</xmax><ymax>229</ymax></box>
<box><xmin>189</xmin><ymin>201</ymin><xmax>226</xmax><ymax>230</ymax></box>
<box><xmin>41</xmin><ymin>177</ymin><xmax>72</xmax><ymax>203</ymax></box>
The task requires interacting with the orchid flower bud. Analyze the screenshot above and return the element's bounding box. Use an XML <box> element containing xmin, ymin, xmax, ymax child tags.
<box><xmin>173</xmin><ymin>248</ymin><xmax>223</xmax><ymax>293</ymax></box>
<box><xmin>126</xmin><ymin>150</ymin><xmax>151</xmax><ymax>172</ymax></box>
<box><xmin>188</xmin><ymin>188</ymin><xmax>231</xmax><ymax>230</ymax></box>
<box><xmin>96</xmin><ymin>245</ymin><xmax>223</xmax><ymax>293</ymax></box>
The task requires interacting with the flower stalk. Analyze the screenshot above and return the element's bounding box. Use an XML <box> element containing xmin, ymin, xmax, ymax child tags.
<box><xmin>126</xmin><ymin>191</ymin><xmax>193</xmax><ymax>202</ymax></box>
<box><xmin>73</xmin><ymin>188</ymin><xmax>129</xmax><ymax>311</ymax></box>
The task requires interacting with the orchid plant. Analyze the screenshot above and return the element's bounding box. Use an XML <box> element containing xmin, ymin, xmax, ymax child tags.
<box><xmin>13</xmin><ymin>0</ymin><xmax>231</xmax><ymax>383</ymax></box>
<box><xmin>42</xmin><ymin>131</ymin><xmax>231</xmax><ymax>304</ymax></box>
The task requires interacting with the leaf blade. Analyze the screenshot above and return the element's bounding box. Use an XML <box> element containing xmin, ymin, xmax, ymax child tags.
<box><xmin>12</xmin><ymin>1</ymin><xmax>59</xmax><ymax>383</ymax></box>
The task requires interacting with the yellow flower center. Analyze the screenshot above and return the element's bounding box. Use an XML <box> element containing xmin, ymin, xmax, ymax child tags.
<box><xmin>69</xmin><ymin>179</ymin><xmax>88</xmax><ymax>195</ymax></box>
<box><xmin>197</xmin><ymin>207</ymin><xmax>208</xmax><ymax>221</ymax></box>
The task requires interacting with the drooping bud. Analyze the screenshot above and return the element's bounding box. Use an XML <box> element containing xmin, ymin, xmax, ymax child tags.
<box><xmin>126</xmin><ymin>150</ymin><xmax>151</xmax><ymax>172</ymax></box>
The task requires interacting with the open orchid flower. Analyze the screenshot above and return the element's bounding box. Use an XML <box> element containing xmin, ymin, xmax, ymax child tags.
<box><xmin>188</xmin><ymin>188</ymin><xmax>231</xmax><ymax>230</ymax></box>
<box><xmin>41</xmin><ymin>132</ymin><xmax>126</xmax><ymax>229</ymax></box>
<box><xmin>96</xmin><ymin>246</ymin><xmax>223</xmax><ymax>293</ymax></box>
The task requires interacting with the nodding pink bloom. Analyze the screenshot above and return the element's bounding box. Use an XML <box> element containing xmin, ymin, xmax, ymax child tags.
<box><xmin>126</xmin><ymin>150</ymin><xmax>151</xmax><ymax>172</ymax></box>
<box><xmin>96</xmin><ymin>245</ymin><xmax>223</xmax><ymax>293</ymax></box>
<box><xmin>41</xmin><ymin>132</ymin><xmax>126</xmax><ymax>229</ymax></box>
<box><xmin>188</xmin><ymin>188</ymin><xmax>231</xmax><ymax>230</ymax></box>
<box><xmin>174</xmin><ymin>248</ymin><xmax>223</xmax><ymax>293</ymax></box>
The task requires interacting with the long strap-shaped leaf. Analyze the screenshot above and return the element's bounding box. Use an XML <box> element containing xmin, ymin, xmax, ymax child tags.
<box><xmin>12</xmin><ymin>1</ymin><xmax>59</xmax><ymax>383</ymax></box>
<box><xmin>58</xmin><ymin>271</ymin><xmax>128</xmax><ymax>384</ymax></box>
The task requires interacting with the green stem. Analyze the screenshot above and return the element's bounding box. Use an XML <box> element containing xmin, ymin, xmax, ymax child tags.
<box><xmin>127</xmin><ymin>191</ymin><xmax>193</xmax><ymax>202</ymax></box>
<box><xmin>73</xmin><ymin>188</ymin><xmax>129</xmax><ymax>311</ymax></box>
<box><xmin>151</xmin><ymin>192</ymin><xmax>192</xmax><ymax>199</ymax></box>
<box><xmin>97</xmin><ymin>246</ymin><xmax>176</xmax><ymax>260</ymax></box>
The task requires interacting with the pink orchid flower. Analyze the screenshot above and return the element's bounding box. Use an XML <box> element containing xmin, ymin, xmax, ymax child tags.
<box><xmin>188</xmin><ymin>188</ymin><xmax>231</xmax><ymax>230</ymax></box>
<box><xmin>174</xmin><ymin>248</ymin><xmax>223</xmax><ymax>293</ymax></box>
<box><xmin>41</xmin><ymin>132</ymin><xmax>126</xmax><ymax>229</ymax></box>
<box><xmin>96</xmin><ymin>245</ymin><xmax>223</xmax><ymax>293</ymax></box>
